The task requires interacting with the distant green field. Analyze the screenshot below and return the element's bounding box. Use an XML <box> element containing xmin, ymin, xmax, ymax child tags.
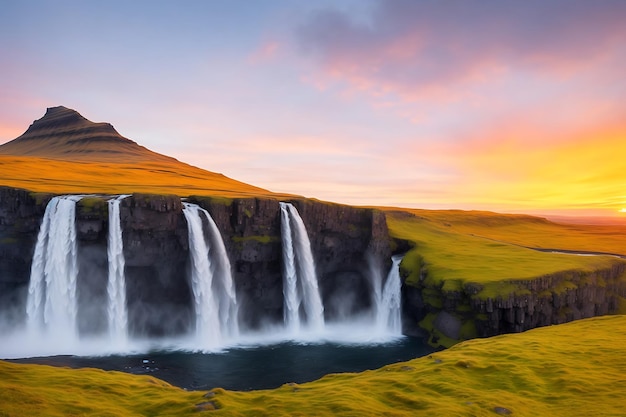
<box><xmin>2</xmin><ymin>315</ymin><xmax>625</xmax><ymax>416</ymax></box>
<box><xmin>385</xmin><ymin>209</ymin><xmax>626</xmax><ymax>298</ymax></box>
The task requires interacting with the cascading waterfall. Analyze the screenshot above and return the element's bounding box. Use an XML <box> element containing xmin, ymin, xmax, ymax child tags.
<box><xmin>26</xmin><ymin>195</ymin><xmax>83</xmax><ymax>341</ymax></box>
<box><xmin>107</xmin><ymin>195</ymin><xmax>130</xmax><ymax>344</ymax></box>
<box><xmin>1</xmin><ymin>196</ymin><xmax>407</xmax><ymax>359</ymax></box>
<box><xmin>182</xmin><ymin>202</ymin><xmax>239</xmax><ymax>348</ymax></box>
<box><xmin>279</xmin><ymin>202</ymin><xmax>325</xmax><ymax>333</ymax></box>
<box><xmin>375</xmin><ymin>255</ymin><xmax>403</xmax><ymax>334</ymax></box>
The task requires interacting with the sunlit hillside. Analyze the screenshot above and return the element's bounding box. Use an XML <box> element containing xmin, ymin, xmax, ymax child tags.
<box><xmin>0</xmin><ymin>106</ymin><xmax>283</xmax><ymax>198</ymax></box>
<box><xmin>384</xmin><ymin>209</ymin><xmax>626</xmax><ymax>294</ymax></box>
<box><xmin>0</xmin><ymin>154</ymin><xmax>283</xmax><ymax>198</ymax></box>
<box><xmin>398</xmin><ymin>209</ymin><xmax>626</xmax><ymax>255</ymax></box>
<box><xmin>2</xmin><ymin>315</ymin><xmax>625</xmax><ymax>416</ymax></box>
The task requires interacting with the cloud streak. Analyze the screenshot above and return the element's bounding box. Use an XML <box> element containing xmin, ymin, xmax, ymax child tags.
<box><xmin>297</xmin><ymin>0</ymin><xmax>626</xmax><ymax>100</ymax></box>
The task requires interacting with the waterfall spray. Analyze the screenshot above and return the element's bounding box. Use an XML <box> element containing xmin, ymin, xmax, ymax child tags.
<box><xmin>26</xmin><ymin>195</ymin><xmax>83</xmax><ymax>341</ymax></box>
<box><xmin>183</xmin><ymin>202</ymin><xmax>238</xmax><ymax>348</ymax></box>
<box><xmin>375</xmin><ymin>255</ymin><xmax>403</xmax><ymax>334</ymax></box>
<box><xmin>107</xmin><ymin>195</ymin><xmax>130</xmax><ymax>344</ymax></box>
<box><xmin>279</xmin><ymin>202</ymin><xmax>324</xmax><ymax>333</ymax></box>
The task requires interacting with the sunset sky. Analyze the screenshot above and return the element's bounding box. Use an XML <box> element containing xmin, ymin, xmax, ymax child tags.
<box><xmin>1</xmin><ymin>1</ymin><xmax>625</xmax><ymax>218</ymax></box>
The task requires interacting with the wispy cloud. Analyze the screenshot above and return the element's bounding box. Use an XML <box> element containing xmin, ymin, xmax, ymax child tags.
<box><xmin>296</xmin><ymin>0</ymin><xmax>626</xmax><ymax>101</ymax></box>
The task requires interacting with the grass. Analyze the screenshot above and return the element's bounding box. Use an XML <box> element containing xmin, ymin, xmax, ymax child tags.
<box><xmin>408</xmin><ymin>209</ymin><xmax>626</xmax><ymax>254</ymax></box>
<box><xmin>0</xmin><ymin>154</ymin><xmax>293</xmax><ymax>199</ymax></box>
<box><xmin>385</xmin><ymin>209</ymin><xmax>626</xmax><ymax>296</ymax></box>
<box><xmin>2</xmin><ymin>315</ymin><xmax>625</xmax><ymax>416</ymax></box>
<box><xmin>0</xmin><ymin>361</ymin><xmax>205</xmax><ymax>416</ymax></box>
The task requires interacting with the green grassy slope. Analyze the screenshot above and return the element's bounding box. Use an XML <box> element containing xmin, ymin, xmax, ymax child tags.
<box><xmin>2</xmin><ymin>315</ymin><xmax>625</xmax><ymax>416</ymax></box>
<box><xmin>402</xmin><ymin>209</ymin><xmax>626</xmax><ymax>255</ymax></box>
<box><xmin>385</xmin><ymin>209</ymin><xmax>626</xmax><ymax>296</ymax></box>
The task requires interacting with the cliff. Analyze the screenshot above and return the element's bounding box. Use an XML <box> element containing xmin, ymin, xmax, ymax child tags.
<box><xmin>2</xmin><ymin>185</ymin><xmax>625</xmax><ymax>344</ymax></box>
<box><xmin>0</xmin><ymin>187</ymin><xmax>391</xmax><ymax>335</ymax></box>
<box><xmin>187</xmin><ymin>196</ymin><xmax>391</xmax><ymax>327</ymax></box>
<box><xmin>0</xmin><ymin>188</ymin><xmax>49</xmax><ymax>329</ymax></box>
<box><xmin>403</xmin><ymin>264</ymin><xmax>626</xmax><ymax>346</ymax></box>
<box><xmin>390</xmin><ymin>209</ymin><xmax>626</xmax><ymax>347</ymax></box>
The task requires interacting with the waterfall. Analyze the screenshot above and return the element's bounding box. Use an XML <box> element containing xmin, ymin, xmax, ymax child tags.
<box><xmin>107</xmin><ymin>195</ymin><xmax>130</xmax><ymax>344</ymax></box>
<box><xmin>26</xmin><ymin>195</ymin><xmax>83</xmax><ymax>341</ymax></box>
<box><xmin>182</xmin><ymin>202</ymin><xmax>238</xmax><ymax>348</ymax></box>
<box><xmin>279</xmin><ymin>202</ymin><xmax>325</xmax><ymax>333</ymax></box>
<box><xmin>375</xmin><ymin>255</ymin><xmax>403</xmax><ymax>334</ymax></box>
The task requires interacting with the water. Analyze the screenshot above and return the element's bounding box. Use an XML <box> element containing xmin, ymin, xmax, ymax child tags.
<box><xmin>279</xmin><ymin>202</ymin><xmax>325</xmax><ymax>333</ymax></box>
<box><xmin>26</xmin><ymin>195</ymin><xmax>83</xmax><ymax>344</ymax></box>
<box><xmin>3</xmin><ymin>198</ymin><xmax>431</xmax><ymax>392</ymax></box>
<box><xmin>182</xmin><ymin>202</ymin><xmax>238</xmax><ymax>349</ymax></box>
<box><xmin>11</xmin><ymin>336</ymin><xmax>434</xmax><ymax>391</ymax></box>
<box><xmin>107</xmin><ymin>195</ymin><xmax>130</xmax><ymax>345</ymax></box>
<box><xmin>375</xmin><ymin>255</ymin><xmax>403</xmax><ymax>334</ymax></box>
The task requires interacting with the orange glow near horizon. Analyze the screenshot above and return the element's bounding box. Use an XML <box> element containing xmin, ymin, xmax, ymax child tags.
<box><xmin>412</xmin><ymin>122</ymin><xmax>626</xmax><ymax>216</ymax></box>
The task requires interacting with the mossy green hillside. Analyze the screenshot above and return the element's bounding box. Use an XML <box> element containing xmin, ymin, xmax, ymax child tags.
<box><xmin>385</xmin><ymin>209</ymin><xmax>626</xmax><ymax>347</ymax></box>
<box><xmin>0</xmin><ymin>362</ymin><xmax>204</xmax><ymax>417</ymax></box>
<box><xmin>409</xmin><ymin>209</ymin><xmax>626</xmax><ymax>255</ymax></box>
<box><xmin>385</xmin><ymin>210</ymin><xmax>625</xmax><ymax>298</ymax></box>
<box><xmin>2</xmin><ymin>315</ymin><xmax>625</xmax><ymax>416</ymax></box>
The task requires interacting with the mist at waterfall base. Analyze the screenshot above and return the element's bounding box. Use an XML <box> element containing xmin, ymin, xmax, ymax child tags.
<box><xmin>1</xmin><ymin>198</ymin><xmax>435</xmax><ymax>390</ymax></box>
<box><xmin>12</xmin><ymin>336</ymin><xmax>432</xmax><ymax>391</ymax></box>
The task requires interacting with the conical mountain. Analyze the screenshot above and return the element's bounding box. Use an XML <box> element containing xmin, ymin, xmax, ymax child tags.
<box><xmin>0</xmin><ymin>106</ymin><xmax>276</xmax><ymax>197</ymax></box>
<box><xmin>0</xmin><ymin>106</ymin><xmax>176</xmax><ymax>163</ymax></box>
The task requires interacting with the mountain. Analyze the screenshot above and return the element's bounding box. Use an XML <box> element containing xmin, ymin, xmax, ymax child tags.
<box><xmin>0</xmin><ymin>106</ymin><xmax>277</xmax><ymax>197</ymax></box>
<box><xmin>0</xmin><ymin>106</ymin><xmax>176</xmax><ymax>163</ymax></box>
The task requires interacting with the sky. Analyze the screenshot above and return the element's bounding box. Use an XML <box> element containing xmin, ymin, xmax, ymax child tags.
<box><xmin>1</xmin><ymin>0</ymin><xmax>625</xmax><ymax>218</ymax></box>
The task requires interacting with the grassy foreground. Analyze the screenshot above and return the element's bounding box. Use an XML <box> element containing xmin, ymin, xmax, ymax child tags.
<box><xmin>1</xmin><ymin>315</ymin><xmax>625</xmax><ymax>416</ymax></box>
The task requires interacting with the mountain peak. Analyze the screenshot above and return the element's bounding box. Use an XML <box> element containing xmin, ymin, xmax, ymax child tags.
<box><xmin>42</xmin><ymin>105</ymin><xmax>88</xmax><ymax>121</ymax></box>
<box><xmin>0</xmin><ymin>106</ymin><xmax>274</xmax><ymax>197</ymax></box>
<box><xmin>0</xmin><ymin>106</ymin><xmax>174</xmax><ymax>163</ymax></box>
<box><xmin>22</xmin><ymin>105</ymin><xmax>120</xmax><ymax>137</ymax></box>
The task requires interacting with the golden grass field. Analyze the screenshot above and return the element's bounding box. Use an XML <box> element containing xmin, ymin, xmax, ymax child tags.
<box><xmin>1</xmin><ymin>315</ymin><xmax>624</xmax><ymax>416</ymax></box>
<box><xmin>0</xmin><ymin>154</ymin><xmax>286</xmax><ymax>199</ymax></box>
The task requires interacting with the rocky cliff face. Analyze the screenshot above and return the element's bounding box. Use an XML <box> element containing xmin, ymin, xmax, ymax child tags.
<box><xmin>402</xmin><ymin>261</ymin><xmax>626</xmax><ymax>346</ymax></box>
<box><xmin>0</xmin><ymin>187</ymin><xmax>50</xmax><ymax>329</ymax></box>
<box><xmin>187</xmin><ymin>196</ymin><xmax>391</xmax><ymax>328</ymax></box>
<box><xmin>470</xmin><ymin>264</ymin><xmax>626</xmax><ymax>336</ymax></box>
<box><xmin>0</xmin><ymin>187</ymin><xmax>391</xmax><ymax>335</ymax></box>
<box><xmin>3</xmin><ymin>184</ymin><xmax>624</xmax><ymax>344</ymax></box>
<box><xmin>288</xmin><ymin>199</ymin><xmax>391</xmax><ymax>320</ymax></box>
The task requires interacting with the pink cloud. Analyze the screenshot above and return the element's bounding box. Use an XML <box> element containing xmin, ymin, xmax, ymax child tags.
<box><xmin>296</xmin><ymin>0</ymin><xmax>626</xmax><ymax>102</ymax></box>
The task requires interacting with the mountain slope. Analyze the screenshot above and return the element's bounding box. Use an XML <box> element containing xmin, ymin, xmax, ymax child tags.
<box><xmin>0</xmin><ymin>106</ymin><xmax>278</xmax><ymax>197</ymax></box>
<box><xmin>0</xmin><ymin>106</ymin><xmax>175</xmax><ymax>163</ymax></box>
